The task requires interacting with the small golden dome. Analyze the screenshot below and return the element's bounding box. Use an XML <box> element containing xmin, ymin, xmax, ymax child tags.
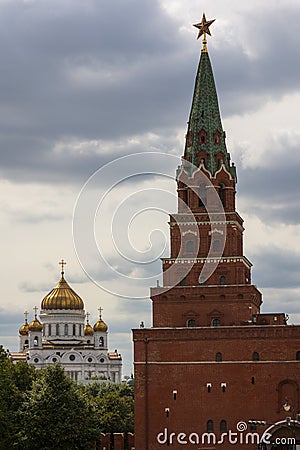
<box><xmin>19</xmin><ymin>320</ymin><xmax>29</xmax><ymax>336</ymax></box>
<box><xmin>41</xmin><ymin>275</ymin><xmax>84</xmax><ymax>310</ymax></box>
<box><xmin>84</xmin><ymin>322</ymin><xmax>94</xmax><ymax>336</ymax></box>
<box><xmin>28</xmin><ymin>317</ymin><xmax>43</xmax><ymax>332</ymax></box>
<box><xmin>93</xmin><ymin>319</ymin><xmax>108</xmax><ymax>332</ymax></box>
<box><xmin>93</xmin><ymin>307</ymin><xmax>108</xmax><ymax>332</ymax></box>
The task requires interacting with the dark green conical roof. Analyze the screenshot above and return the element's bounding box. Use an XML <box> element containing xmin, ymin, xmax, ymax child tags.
<box><xmin>184</xmin><ymin>48</ymin><xmax>236</xmax><ymax>179</ymax></box>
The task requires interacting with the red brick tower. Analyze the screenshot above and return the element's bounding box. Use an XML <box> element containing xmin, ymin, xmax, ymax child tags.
<box><xmin>133</xmin><ymin>15</ymin><xmax>300</xmax><ymax>450</ymax></box>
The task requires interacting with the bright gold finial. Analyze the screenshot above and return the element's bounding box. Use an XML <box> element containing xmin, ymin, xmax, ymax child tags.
<box><xmin>33</xmin><ymin>306</ymin><xmax>38</xmax><ymax>318</ymax></box>
<box><xmin>193</xmin><ymin>13</ymin><xmax>216</xmax><ymax>52</ymax></box>
<box><xmin>98</xmin><ymin>306</ymin><xmax>103</xmax><ymax>319</ymax></box>
<box><xmin>59</xmin><ymin>259</ymin><xmax>66</xmax><ymax>277</ymax></box>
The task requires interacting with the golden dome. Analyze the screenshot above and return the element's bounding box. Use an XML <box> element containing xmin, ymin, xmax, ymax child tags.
<box><xmin>84</xmin><ymin>322</ymin><xmax>94</xmax><ymax>336</ymax></box>
<box><xmin>19</xmin><ymin>320</ymin><xmax>29</xmax><ymax>336</ymax></box>
<box><xmin>28</xmin><ymin>317</ymin><xmax>43</xmax><ymax>332</ymax></box>
<box><xmin>93</xmin><ymin>307</ymin><xmax>108</xmax><ymax>332</ymax></box>
<box><xmin>41</xmin><ymin>275</ymin><xmax>84</xmax><ymax>310</ymax></box>
<box><xmin>93</xmin><ymin>318</ymin><xmax>108</xmax><ymax>332</ymax></box>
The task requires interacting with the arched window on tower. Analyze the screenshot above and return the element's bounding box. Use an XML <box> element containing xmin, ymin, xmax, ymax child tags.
<box><xmin>219</xmin><ymin>184</ymin><xmax>226</xmax><ymax>207</ymax></box>
<box><xmin>73</xmin><ymin>324</ymin><xmax>76</xmax><ymax>336</ymax></box>
<box><xmin>212</xmin><ymin>318</ymin><xmax>221</xmax><ymax>327</ymax></box>
<box><xmin>198</xmin><ymin>183</ymin><xmax>207</xmax><ymax>207</ymax></box>
<box><xmin>198</xmin><ymin>130</ymin><xmax>207</xmax><ymax>145</ymax></box>
<box><xmin>64</xmin><ymin>324</ymin><xmax>68</xmax><ymax>336</ymax></box>
<box><xmin>220</xmin><ymin>420</ymin><xmax>227</xmax><ymax>433</ymax></box>
<box><xmin>187</xmin><ymin>319</ymin><xmax>196</xmax><ymax>328</ymax></box>
<box><xmin>252</xmin><ymin>352</ymin><xmax>260</xmax><ymax>361</ymax></box>
<box><xmin>56</xmin><ymin>324</ymin><xmax>60</xmax><ymax>336</ymax></box>
<box><xmin>220</xmin><ymin>276</ymin><xmax>226</xmax><ymax>285</ymax></box>
<box><xmin>99</xmin><ymin>337</ymin><xmax>104</xmax><ymax>347</ymax></box>
<box><xmin>214</xmin><ymin>131</ymin><xmax>221</xmax><ymax>145</ymax></box>
<box><xmin>213</xmin><ymin>240</ymin><xmax>220</xmax><ymax>252</ymax></box>
<box><xmin>49</xmin><ymin>324</ymin><xmax>51</xmax><ymax>336</ymax></box>
<box><xmin>216</xmin><ymin>352</ymin><xmax>222</xmax><ymax>362</ymax></box>
<box><xmin>34</xmin><ymin>336</ymin><xmax>39</xmax><ymax>346</ymax></box>
<box><xmin>207</xmin><ymin>420</ymin><xmax>214</xmax><ymax>433</ymax></box>
<box><xmin>186</xmin><ymin>240</ymin><xmax>194</xmax><ymax>253</ymax></box>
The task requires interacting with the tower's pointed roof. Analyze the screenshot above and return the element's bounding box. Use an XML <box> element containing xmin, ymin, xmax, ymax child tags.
<box><xmin>184</xmin><ymin>17</ymin><xmax>236</xmax><ymax>179</ymax></box>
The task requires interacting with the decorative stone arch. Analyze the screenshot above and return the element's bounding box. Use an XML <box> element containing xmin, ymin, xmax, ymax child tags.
<box><xmin>183</xmin><ymin>310</ymin><xmax>199</xmax><ymax>327</ymax></box>
<box><xmin>208</xmin><ymin>309</ymin><xmax>224</xmax><ymax>327</ymax></box>
<box><xmin>84</xmin><ymin>354</ymin><xmax>96</xmax><ymax>363</ymax></box>
<box><xmin>61</xmin><ymin>350</ymin><xmax>83</xmax><ymax>364</ymax></box>
<box><xmin>47</xmin><ymin>353</ymin><xmax>61</xmax><ymax>364</ymax></box>
<box><xmin>276</xmin><ymin>379</ymin><xmax>299</xmax><ymax>413</ymax></box>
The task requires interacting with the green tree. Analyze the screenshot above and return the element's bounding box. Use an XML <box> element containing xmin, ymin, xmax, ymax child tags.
<box><xmin>0</xmin><ymin>348</ymin><xmax>35</xmax><ymax>450</ymax></box>
<box><xmin>82</xmin><ymin>382</ymin><xmax>134</xmax><ymax>434</ymax></box>
<box><xmin>17</xmin><ymin>364</ymin><xmax>98</xmax><ymax>450</ymax></box>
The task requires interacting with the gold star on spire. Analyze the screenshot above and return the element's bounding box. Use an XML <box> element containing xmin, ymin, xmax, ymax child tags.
<box><xmin>193</xmin><ymin>13</ymin><xmax>216</xmax><ymax>52</ymax></box>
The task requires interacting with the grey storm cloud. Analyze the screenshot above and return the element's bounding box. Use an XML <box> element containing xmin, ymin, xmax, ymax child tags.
<box><xmin>0</xmin><ymin>1</ymin><xmax>299</xmax><ymax>185</ymax></box>
<box><xmin>250</xmin><ymin>246</ymin><xmax>300</xmax><ymax>289</ymax></box>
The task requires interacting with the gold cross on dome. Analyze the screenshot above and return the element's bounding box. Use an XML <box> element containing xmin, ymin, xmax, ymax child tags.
<box><xmin>86</xmin><ymin>312</ymin><xmax>90</xmax><ymax>323</ymax></box>
<box><xmin>59</xmin><ymin>259</ymin><xmax>66</xmax><ymax>276</ymax></box>
<box><xmin>98</xmin><ymin>306</ymin><xmax>103</xmax><ymax>319</ymax></box>
<box><xmin>33</xmin><ymin>306</ymin><xmax>38</xmax><ymax>317</ymax></box>
<box><xmin>24</xmin><ymin>310</ymin><xmax>29</xmax><ymax>321</ymax></box>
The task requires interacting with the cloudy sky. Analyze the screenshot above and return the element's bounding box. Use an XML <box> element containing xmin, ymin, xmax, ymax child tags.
<box><xmin>1</xmin><ymin>0</ymin><xmax>300</xmax><ymax>375</ymax></box>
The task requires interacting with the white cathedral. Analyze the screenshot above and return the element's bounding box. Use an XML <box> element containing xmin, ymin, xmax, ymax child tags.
<box><xmin>12</xmin><ymin>260</ymin><xmax>122</xmax><ymax>383</ymax></box>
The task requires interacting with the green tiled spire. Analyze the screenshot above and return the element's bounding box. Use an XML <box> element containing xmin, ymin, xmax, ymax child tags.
<box><xmin>184</xmin><ymin>48</ymin><xmax>236</xmax><ymax>179</ymax></box>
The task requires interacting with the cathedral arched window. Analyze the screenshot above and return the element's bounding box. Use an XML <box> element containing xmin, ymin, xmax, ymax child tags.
<box><xmin>296</xmin><ymin>351</ymin><xmax>300</xmax><ymax>361</ymax></box>
<box><xmin>186</xmin><ymin>240</ymin><xmax>194</xmax><ymax>253</ymax></box>
<box><xmin>198</xmin><ymin>183</ymin><xmax>207</xmax><ymax>207</ymax></box>
<box><xmin>24</xmin><ymin>339</ymin><xmax>28</xmax><ymax>348</ymax></box>
<box><xmin>187</xmin><ymin>319</ymin><xmax>196</xmax><ymax>328</ymax></box>
<box><xmin>220</xmin><ymin>420</ymin><xmax>227</xmax><ymax>433</ymax></box>
<box><xmin>49</xmin><ymin>324</ymin><xmax>51</xmax><ymax>335</ymax></box>
<box><xmin>216</xmin><ymin>352</ymin><xmax>222</xmax><ymax>362</ymax></box>
<box><xmin>99</xmin><ymin>337</ymin><xmax>104</xmax><ymax>347</ymax></box>
<box><xmin>252</xmin><ymin>352</ymin><xmax>260</xmax><ymax>361</ymax></box>
<box><xmin>73</xmin><ymin>324</ymin><xmax>76</xmax><ymax>336</ymax></box>
<box><xmin>56</xmin><ymin>324</ymin><xmax>60</xmax><ymax>336</ymax></box>
<box><xmin>207</xmin><ymin>420</ymin><xmax>214</xmax><ymax>432</ymax></box>
<box><xmin>64</xmin><ymin>324</ymin><xmax>68</xmax><ymax>336</ymax></box>
<box><xmin>33</xmin><ymin>336</ymin><xmax>38</xmax><ymax>346</ymax></box>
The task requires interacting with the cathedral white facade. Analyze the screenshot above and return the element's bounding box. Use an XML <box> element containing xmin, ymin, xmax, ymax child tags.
<box><xmin>13</xmin><ymin>261</ymin><xmax>122</xmax><ymax>383</ymax></box>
